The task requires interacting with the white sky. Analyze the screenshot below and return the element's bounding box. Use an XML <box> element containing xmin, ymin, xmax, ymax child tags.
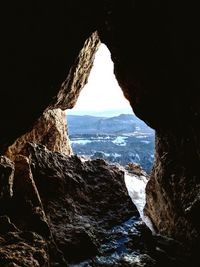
<box><xmin>69</xmin><ymin>43</ymin><xmax>132</xmax><ymax>112</ymax></box>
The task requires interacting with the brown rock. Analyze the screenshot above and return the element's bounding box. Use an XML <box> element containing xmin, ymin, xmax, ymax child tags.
<box><xmin>144</xmin><ymin>132</ymin><xmax>200</xmax><ymax>243</ymax></box>
<box><xmin>98</xmin><ymin>2</ymin><xmax>200</xmax><ymax>245</ymax></box>
<box><xmin>0</xmin><ymin>231</ymin><xmax>49</xmax><ymax>267</ymax></box>
<box><xmin>27</xmin><ymin>142</ymin><xmax>138</xmax><ymax>261</ymax></box>
<box><xmin>127</xmin><ymin>162</ymin><xmax>147</xmax><ymax>176</ymax></box>
<box><xmin>0</xmin><ymin>17</ymin><xmax>100</xmax><ymax>152</ymax></box>
<box><xmin>0</xmin><ymin>156</ymin><xmax>15</xmax><ymax>199</ymax></box>
<box><xmin>52</xmin><ymin>31</ymin><xmax>101</xmax><ymax>110</ymax></box>
<box><xmin>0</xmin><ymin>155</ymin><xmax>50</xmax><ymax>236</ymax></box>
<box><xmin>13</xmin><ymin>155</ymin><xmax>42</xmax><ymax>207</ymax></box>
<box><xmin>0</xmin><ymin>215</ymin><xmax>18</xmax><ymax>235</ymax></box>
<box><xmin>0</xmin><ymin>0</ymin><xmax>200</xmax><ymax>253</ymax></box>
<box><xmin>0</xmin><ymin>152</ymin><xmax>67</xmax><ymax>266</ymax></box>
<box><xmin>5</xmin><ymin>109</ymin><xmax>72</xmax><ymax>161</ymax></box>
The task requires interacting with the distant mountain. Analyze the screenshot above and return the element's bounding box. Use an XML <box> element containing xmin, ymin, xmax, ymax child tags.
<box><xmin>66</xmin><ymin>114</ymin><xmax>155</xmax><ymax>174</ymax></box>
<box><xmin>66</xmin><ymin>108</ymin><xmax>133</xmax><ymax>117</ymax></box>
<box><xmin>67</xmin><ymin>113</ymin><xmax>153</xmax><ymax>135</ymax></box>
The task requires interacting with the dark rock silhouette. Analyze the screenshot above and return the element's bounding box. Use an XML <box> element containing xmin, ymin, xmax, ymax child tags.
<box><xmin>0</xmin><ymin>1</ymin><xmax>200</xmax><ymax>265</ymax></box>
<box><xmin>0</xmin><ymin>143</ymin><xmax>138</xmax><ymax>265</ymax></box>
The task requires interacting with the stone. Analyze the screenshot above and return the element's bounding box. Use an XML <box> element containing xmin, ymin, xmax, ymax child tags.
<box><xmin>127</xmin><ymin>163</ymin><xmax>147</xmax><ymax>177</ymax></box>
<box><xmin>13</xmin><ymin>155</ymin><xmax>42</xmax><ymax>207</ymax></box>
<box><xmin>97</xmin><ymin>2</ymin><xmax>200</xmax><ymax>247</ymax></box>
<box><xmin>0</xmin><ymin>156</ymin><xmax>15</xmax><ymax>199</ymax></box>
<box><xmin>124</xmin><ymin>222</ymin><xmax>191</xmax><ymax>267</ymax></box>
<box><xmin>0</xmin><ymin>142</ymin><xmax>197</xmax><ymax>266</ymax></box>
<box><xmin>0</xmin><ymin>13</ymin><xmax>100</xmax><ymax>152</ymax></box>
<box><xmin>27</xmin><ymin>142</ymin><xmax>138</xmax><ymax>262</ymax></box>
<box><xmin>5</xmin><ymin>108</ymin><xmax>72</xmax><ymax>161</ymax></box>
<box><xmin>144</xmin><ymin>133</ymin><xmax>200</xmax><ymax>243</ymax></box>
<box><xmin>0</xmin><ymin>215</ymin><xmax>18</xmax><ymax>235</ymax></box>
<box><xmin>52</xmin><ymin>31</ymin><xmax>101</xmax><ymax>110</ymax></box>
<box><xmin>0</xmin><ymin>154</ymin><xmax>67</xmax><ymax>266</ymax></box>
<box><xmin>119</xmin><ymin>253</ymin><xmax>157</xmax><ymax>267</ymax></box>
<box><xmin>0</xmin><ymin>0</ymin><xmax>200</xmax><ymax>260</ymax></box>
<box><xmin>8</xmin><ymin>155</ymin><xmax>51</xmax><ymax>239</ymax></box>
<box><xmin>0</xmin><ymin>231</ymin><xmax>49</xmax><ymax>267</ymax></box>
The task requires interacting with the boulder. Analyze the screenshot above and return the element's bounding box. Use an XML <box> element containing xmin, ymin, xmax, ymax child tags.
<box><xmin>27</xmin><ymin>142</ymin><xmax>138</xmax><ymax>261</ymax></box>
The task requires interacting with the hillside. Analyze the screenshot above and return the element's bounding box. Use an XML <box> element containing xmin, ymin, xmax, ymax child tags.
<box><xmin>67</xmin><ymin>114</ymin><xmax>155</xmax><ymax>174</ymax></box>
<box><xmin>67</xmin><ymin>113</ymin><xmax>154</xmax><ymax>135</ymax></box>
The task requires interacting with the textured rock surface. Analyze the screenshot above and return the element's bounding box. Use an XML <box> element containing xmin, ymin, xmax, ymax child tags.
<box><xmin>52</xmin><ymin>31</ymin><xmax>101</xmax><ymax>110</ymax></box>
<box><xmin>0</xmin><ymin>154</ymin><xmax>66</xmax><ymax>266</ymax></box>
<box><xmin>27</xmin><ymin>142</ymin><xmax>138</xmax><ymax>262</ymax></box>
<box><xmin>97</xmin><ymin>1</ymin><xmax>200</xmax><ymax>245</ymax></box>
<box><xmin>5</xmin><ymin>109</ymin><xmax>72</xmax><ymax>161</ymax></box>
<box><xmin>0</xmin><ymin>4</ymin><xmax>100</xmax><ymax>152</ymax></box>
<box><xmin>0</xmin><ymin>156</ymin><xmax>51</xmax><ymax>266</ymax></box>
<box><xmin>0</xmin><ymin>0</ymin><xmax>200</xmax><ymax>257</ymax></box>
<box><xmin>0</xmin><ymin>156</ymin><xmax>15</xmax><ymax>199</ymax></box>
<box><xmin>0</xmin><ymin>143</ymin><xmax>140</xmax><ymax>265</ymax></box>
<box><xmin>144</xmin><ymin>132</ymin><xmax>200</xmax><ymax>243</ymax></box>
<box><xmin>0</xmin><ymin>230</ymin><xmax>49</xmax><ymax>267</ymax></box>
<box><xmin>0</xmin><ymin>146</ymin><xmax>198</xmax><ymax>266</ymax></box>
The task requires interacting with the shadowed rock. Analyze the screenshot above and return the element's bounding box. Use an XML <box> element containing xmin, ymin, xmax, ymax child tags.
<box><xmin>27</xmin><ymin>142</ymin><xmax>138</xmax><ymax>261</ymax></box>
<box><xmin>0</xmin><ymin>231</ymin><xmax>50</xmax><ymax>267</ymax></box>
<box><xmin>0</xmin><ymin>1</ymin><xmax>200</xmax><ymax>263</ymax></box>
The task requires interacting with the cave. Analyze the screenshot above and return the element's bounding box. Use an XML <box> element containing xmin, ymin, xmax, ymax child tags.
<box><xmin>67</xmin><ymin>42</ymin><xmax>155</xmax><ymax>175</ymax></box>
<box><xmin>0</xmin><ymin>2</ymin><xmax>200</xmax><ymax>266</ymax></box>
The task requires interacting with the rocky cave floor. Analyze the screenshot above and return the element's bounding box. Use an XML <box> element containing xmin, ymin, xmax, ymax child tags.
<box><xmin>0</xmin><ymin>142</ymin><xmax>197</xmax><ymax>267</ymax></box>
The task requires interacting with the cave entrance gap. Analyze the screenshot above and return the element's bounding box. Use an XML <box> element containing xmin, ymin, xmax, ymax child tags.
<box><xmin>66</xmin><ymin>43</ymin><xmax>155</xmax><ymax>175</ymax></box>
<box><xmin>66</xmin><ymin>42</ymin><xmax>155</xmax><ymax>230</ymax></box>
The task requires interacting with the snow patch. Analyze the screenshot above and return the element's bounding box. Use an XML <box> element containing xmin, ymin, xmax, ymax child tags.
<box><xmin>103</xmin><ymin>152</ymin><xmax>110</xmax><ymax>157</ymax></box>
<box><xmin>135</xmin><ymin>126</ymin><xmax>141</xmax><ymax>131</ymax></box>
<box><xmin>112</xmin><ymin>136</ymin><xmax>127</xmax><ymax>146</ymax></box>
<box><xmin>71</xmin><ymin>139</ymin><xmax>92</xmax><ymax>145</ymax></box>
<box><xmin>124</xmin><ymin>173</ymin><xmax>154</xmax><ymax>232</ymax></box>
<box><xmin>135</xmin><ymin>153</ymin><xmax>140</xmax><ymax>161</ymax></box>
<box><xmin>112</xmin><ymin>153</ymin><xmax>121</xmax><ymax>158</ymax></box>
<box><xmin>140</xmin><ymin>140</ymin><xmax>150</xmax><ymax>144</ymax></box>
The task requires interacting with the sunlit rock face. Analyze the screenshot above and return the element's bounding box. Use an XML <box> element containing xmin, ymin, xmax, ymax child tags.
<box><xmin>3</xmin><ymin>29</ymin><xmax>100</xmax><ymax>159</ymax></box>
<box><xmin>0</xmin><ymin>3</ymin><xmax>100</xmax><ymax>152</ymax></box>
<box><xmin>52</xmin><ymin>31</ymin><xmax>100</xmax><ymax>110</ymax></box>
<box><xmin>5</xmin><ymin>109</ymin><xmax>72</xmax><ymax>161</ymax></box>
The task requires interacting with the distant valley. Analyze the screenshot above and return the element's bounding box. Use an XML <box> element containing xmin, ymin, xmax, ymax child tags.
<box><xmin>67</xmin><ymin>114</ymin><xmax>155</xmax><ymax>174</ymax></box>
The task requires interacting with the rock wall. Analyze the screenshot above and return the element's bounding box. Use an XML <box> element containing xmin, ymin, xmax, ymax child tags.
<box><xmin>0</xmin><ymin>144</ymin><xmax>138</xmax><ymax>266</ymax></box>
<box><xmin>144</xmin><ymin>131</ymin><xmax>200</xmax><ymax>243</ymax></box>
<box><xmin>5</xmin><ymin>109</ymin><xmax>72</xmax><ymax>161</ymax></box>
<box><xmin>97</xmin><ymin>1</ymin><xmax>200</xmax><ymax>246</ymax></box>
<box><xmin>52</xmin><ymin>31</ymin><xmax>100</xmax><ymax>110</ymax></box>
<box><xmin>0</xmin><ymin>4</ymin><xmax>100</xmax><ymax>152</ymax></box>
<box><xmin>3</xmin><ymin>30</ymin><xmax>100</xmax><ymax>160</ymax></box>
<box><xmin>0</xmin><ymin>0</ymin><xmax>200</xmax><ymax>255</ymax></box>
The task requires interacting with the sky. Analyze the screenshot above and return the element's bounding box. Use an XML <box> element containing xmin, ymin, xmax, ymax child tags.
<box><xmin>67</xmin><ymin>43</ymin><xmax>133</xmax><ymax>116</ymax></box>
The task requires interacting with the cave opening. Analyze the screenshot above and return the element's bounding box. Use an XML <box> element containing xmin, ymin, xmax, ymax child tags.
<box><xmin>66</xmin><ymin>43</ymin><xmax>155</xmax><ymax>231</ymax></box>
<box><xmin>1</xmin><ymin>5</ymin><xmax>198</xmax><ymax>265</ymax></box>
<box><xmin>67</xmin><ymin>43</ymin><xmax>155</xmax><ymax>174</ymax></box>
